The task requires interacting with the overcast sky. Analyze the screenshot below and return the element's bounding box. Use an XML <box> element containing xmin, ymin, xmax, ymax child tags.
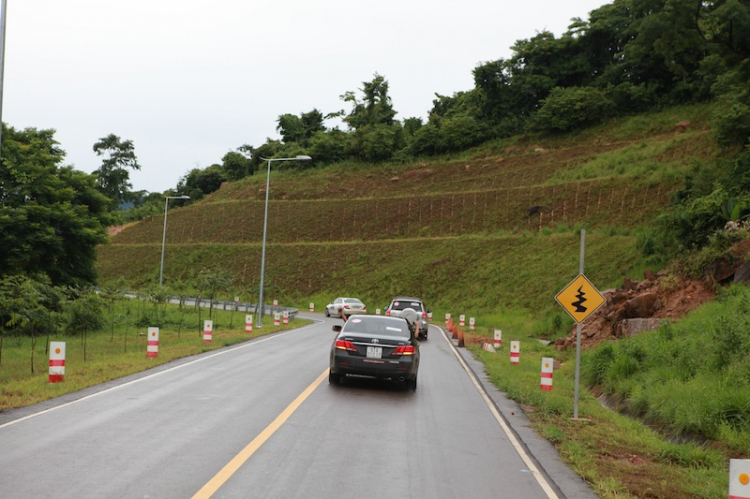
<box><xmin>4</xmin><ymin>0</ymin><xmax>611</xmax><ymax>193</ymax></box>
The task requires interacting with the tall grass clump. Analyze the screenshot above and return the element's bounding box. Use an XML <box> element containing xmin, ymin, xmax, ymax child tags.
<box><xmin>581</xmin><ymin>284</ymin><xmax>750</xmax><ymax>454</ymax></box>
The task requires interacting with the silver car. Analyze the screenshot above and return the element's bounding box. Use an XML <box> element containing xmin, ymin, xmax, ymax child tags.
<box><xmin>325</xmin><ymin>297</ymin><xmax>367</xmax><ymax>318</ymax></box>
<box><xmin>385</xmin><ymin>296</ymin><xmax>430</xmax><ymax>340</ymax></box>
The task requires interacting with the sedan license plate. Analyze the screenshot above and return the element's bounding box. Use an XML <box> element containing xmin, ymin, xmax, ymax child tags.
<box><xmin>366</xmin><ymin>346</ymin><xmax>382</xmax><ymax>359</ymax></box>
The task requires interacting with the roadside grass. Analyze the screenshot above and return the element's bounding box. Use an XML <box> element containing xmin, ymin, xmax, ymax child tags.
<box><xmin>580</xmin><ymin>284</ymin><xmax>750</xmax><ymax>458</ymax></box>
<box><xmin>0</xmin><ymin>303</ymin><xmax>309</xmax><ymax>412</ymax></box>
<box><xmin>466</xmin><ymin>332</ymin><xmax>729</xmax><ymax>499</ymax></box>
<box><xmin>99</xmin><ymin>232</ymin><xmax>643</xmax><ymax>317</ymax></box>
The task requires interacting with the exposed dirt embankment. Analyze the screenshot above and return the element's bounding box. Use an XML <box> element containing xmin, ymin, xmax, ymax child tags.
<box><xmin>556</xmin><ymin>239</ymin><xmax>750</xmax><ymax>349</ymax></box>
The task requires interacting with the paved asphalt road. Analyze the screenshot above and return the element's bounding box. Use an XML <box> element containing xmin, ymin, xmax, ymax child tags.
<box><xmin>0</xmin><ymin>313</ymin><xmax>598</xmax><ymax>499</ymax></box>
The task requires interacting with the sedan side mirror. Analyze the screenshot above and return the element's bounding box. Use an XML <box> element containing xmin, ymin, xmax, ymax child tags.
<box><xmin>332</xmin><ymin>325</ymin><xmax>342</xmax><ymax>333</ymax></box>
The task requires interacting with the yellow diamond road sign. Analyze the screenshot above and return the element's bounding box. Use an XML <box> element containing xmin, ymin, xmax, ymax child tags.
<box><xmin>555</xmin><ymin>274</ymin><xmax>606</xmax><ymax>323</ymax></box>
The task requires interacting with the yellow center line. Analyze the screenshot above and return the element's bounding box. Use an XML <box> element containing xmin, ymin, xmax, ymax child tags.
<box><xmin>192</xmin><ymin>368</ymin><xmax>329</xmax><ymax>499</ymax></box>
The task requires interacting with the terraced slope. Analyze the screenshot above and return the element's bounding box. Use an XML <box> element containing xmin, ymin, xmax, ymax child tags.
<box><xmin>96</xmin><ymin>107</ymin><xmax>721</xmax><ymax>313</ymax></box>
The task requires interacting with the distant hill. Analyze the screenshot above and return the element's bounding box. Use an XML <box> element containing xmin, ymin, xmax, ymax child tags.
<box><xmin>96</xmin><ymin>104</ymin><xmax>723</xmax><ymax>314</ymax></box>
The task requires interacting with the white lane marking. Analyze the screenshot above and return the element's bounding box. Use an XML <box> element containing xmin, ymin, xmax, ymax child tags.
<box><xmin>438</xmin><ymin>327</ymin><xmax>560</xmax><ymax>499</ymax></box>
<box><xmin>0</xmin><ymin>323</ymin><xmax>321</xmax><ymax>430</ymax></box>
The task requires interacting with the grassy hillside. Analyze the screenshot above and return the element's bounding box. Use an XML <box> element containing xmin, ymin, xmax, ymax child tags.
<box><xmin>97</xmin><ymin>104</ymin><xmax>722</xmax><ymax>317</ymax></box>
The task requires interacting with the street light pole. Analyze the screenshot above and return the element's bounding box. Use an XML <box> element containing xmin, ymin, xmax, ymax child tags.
<box><xmin>159</xmin><ymin>195</ymin><xmax>190</xmax><ymax>287</ymax></box>
<box><xmin>256</xmin><ymin>155</ymin><xmax>311</xmax><ymax>327</ymax></box>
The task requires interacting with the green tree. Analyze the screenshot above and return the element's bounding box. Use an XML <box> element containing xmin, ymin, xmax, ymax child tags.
<box><xmin>221</xmin><ymin>151</ymin><xmax>253</xmax><ymax>181</ymax></box>
<box><xmin>197</xmin><ymin>268</ymin><xmax>233</xmax><ymax>319</ymax></box>
<box><xmin>0</xmin><ymin>125</ymin><xmax>112</xmax><ymax>287</ymax></box>
<box><xmin>2</xmin><ymin>275</ymin><xmax>49</xmax><ymax>373</ymax></box>
<box><xmin>342</xmin><ymin>74</ymin><xmax>398</xmax><ymax>131</ymax></box>
<box><xmin>277</xmin><ymin>109</ymin><xmax>328</xmax><ymax>146</ymax></box>
<box><xmin>64</xmin><ymin>289</ymin><xmax>104</xmax><ymax>362</ymax></box>
<box><xmin>176</xmin><ymin>164</ymin><xmax>226</xmax><ymax>200</ymax></box>
<box><xmin>308</xmin><ymin>129</ymin><xmax>350</xmax><ymax>164</ymax></box>
<box><xmin>92</xmin><ymin>134</ymin><xmax>141</xmax><ymax>208</ymax></box>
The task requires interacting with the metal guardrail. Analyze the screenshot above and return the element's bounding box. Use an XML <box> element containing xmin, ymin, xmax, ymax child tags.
<box><xmin>120</xmin><ymin>291</ymin><xmax>299</xmax><ymax>320</ymax></box>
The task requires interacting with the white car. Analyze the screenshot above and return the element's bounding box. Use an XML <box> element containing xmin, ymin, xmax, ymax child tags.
<box><xmin>325</xmin><ymin>297</ymin><xmax>367</xmax><ymax>318</ymax></box>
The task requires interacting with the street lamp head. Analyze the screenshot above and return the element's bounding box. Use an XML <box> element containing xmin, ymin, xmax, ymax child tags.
<box><xmin>259</xmin><ymin>155</ymin><xmax>313</xmax><ymax>163</ymax></box>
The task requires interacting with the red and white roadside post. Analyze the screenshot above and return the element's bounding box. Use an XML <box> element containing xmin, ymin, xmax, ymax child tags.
<box><xmin>469</xmin><ymin>317</ymin><xmax>475</xmax><ymax>331</ymax></box>
<box><xmin>203</xmin><ymin>320</ymin><xmax>213</xmax><ymax>342</ymax></box>
<box><xmin>309</xmin><ymin>303</ymin><xmax>314</xmax><ymax>312</ymax></box>
<box><xmin>730</xmin><ymin>459</ymin><xmax>750</xmax><ymax>499</ymax></box>
<box><xmin>510</xmin><ymin>341</ymin><xmax>520</xmax><ymax>365</ymax></box>
<box><xmin>273</xmin><ymin>313</ymin><xmax>280</xmax><ymax>327</ymax></box>
<box><xmin>245</xmin><ymin>314</ymin><xmax>253</xmax><ymax>334</ymax></box>
<box><xmin>494</xmin><ymin>329</ymin><xmax>502</xmax><ymax>348</ymax></box>
<box><xmin>541</xmin><ymin>357</ymin><xmax>554</xmax><ymax>391</ymax></box>
<box><xmin>427</xmin><ymin>311</ymin><xmax>432</xmax><ymax>321</ymax></box>
<box><xmin>147</xmin><ymin>327</ymin><xmax>159</xmax><ymax>358</ymax></box>
<box><xmin>49</xmin><ymin>341</ymin><xmax>66</xmax><ymax>383</ymax></box>
<box><xmin>445</xmin><ymin>313</ymin><xmax>450</xmax><ymax>325</ymax></box>
<box><xmin>282</xmin><ymin>311</ymin><xmax>289</xmax><ymax>325</ymax></box>
<box><xmin>459</xmin><ymin>314</ymin><xmax>465</xmax><ymax>327</ymax></box>
<box><xmin>376</xmin><ymin>308</ymin><xmax>381</xmax><ymax>315</ymax></box>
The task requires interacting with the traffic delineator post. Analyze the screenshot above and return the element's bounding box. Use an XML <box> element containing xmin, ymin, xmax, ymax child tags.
<box><xmin>245</xmin><ymin>314</ymin><xmax>253</xmax><ymax>334</ymax></box>
<box><xmin>541</xmin><ymin>357</ymin><xmax>554</xmax><ymax>391</ymax></box>
<box><xmin>458</xmin><ymin>327</ymin><xmax>465</xmax><ymax>347</ymax></box>
<box><xmin>469</xmin><ymin>317</ymin><xmax>475</xmax><ymax>330</ymax></box>
<box><xmin>203</xmin><ymin>320</ymin><xmax>213</xmax><ymax>342</ymax></box>
<box><xmin>273</xmin><ymin>313</ymin><xmax>280</xmax><ymax>327</ymax></box>
<box><xmin>494</xmin><ymin>329</ymin><xmax>502</xmax><ymax>348</ymax></box>
<box><xmin>510</xmin><ymin>341</ymin><xmax>520</xmax><ymax>365</ymax></box>
<box><xmin>730</xmin><ymin>459</ymin><xmax>750</xmax><ymax>499</ymax></box>
<box><xmin>309</xmin><ymin>303</ymin><xmax>314</xmax><ymax>312</ymax></box>
<box><xmin>282</xmin><ymin>311</ymin><xmax>289</xmax><ymax>325</ymax></box>
<box><xmin>459</xmin><ymin>314</ymin><xmax>465</xmax><ymax>327</ymax></box>
<box><xmin>49</xmin><ymin>342</ymin><xmax>65</xmax><ymax>383</ymax></box>
<box><xmin>147</xmin><ymin>327</ymin><xmax>159</xmax><ymax>358</ymax></box>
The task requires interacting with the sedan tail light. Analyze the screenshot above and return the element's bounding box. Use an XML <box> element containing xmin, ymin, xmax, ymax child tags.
<box><xmin>421</xmin><ymin>311</ymin><xmax>427</xmax><ymax>318</ymax></box>
<box><xmin>385</xmin><ymin>309</ymin><xmax>391</xmax><ymax>316</ymax></box>
<box><xmin>392</xmin><ymin>345</ymin><xmax>415</xmax><ymax>356</ymax></box>
<box><xmin>335</xmin><ymin>339</ymin><xmax>357</xmax><ymax>352</ymax></box>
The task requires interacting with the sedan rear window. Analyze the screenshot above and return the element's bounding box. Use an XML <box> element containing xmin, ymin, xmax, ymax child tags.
<box><xmin>345</xmin><ymin>318</ymin><xmax>410</xmax><ymax>338</ymax></box>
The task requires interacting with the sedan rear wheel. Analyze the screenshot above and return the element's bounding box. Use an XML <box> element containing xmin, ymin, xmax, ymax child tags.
<box><xmin>407</xmin><ymin>377</ymin><xmax>417</xmax><ymax>391</ymax></box>
<box><xmin>329</xmin><ymin>371</ymin><xmax>341</xmax><ymax>385</ymax></box>
<box><xmin>324</xmin><ymin>308</ymin><xmax>330</xmax><ymax>317</ymax></box>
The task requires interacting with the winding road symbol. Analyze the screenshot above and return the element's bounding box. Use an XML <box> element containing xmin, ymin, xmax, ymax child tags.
<box><xmin>555</xmin><ymin>274</ymin><xmax>605</xmax><ymax>323</ymax></box>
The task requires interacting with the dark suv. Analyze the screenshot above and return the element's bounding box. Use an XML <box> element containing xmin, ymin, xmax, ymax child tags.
<box><xmin>385</xmin><ymin>296</ymin><xmax>430</xmax><ymax>340</ymax></box>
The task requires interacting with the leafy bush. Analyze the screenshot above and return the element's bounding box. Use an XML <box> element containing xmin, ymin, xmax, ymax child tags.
<box><xmin>529</xmin><ymin>86</ymin><xmax>617</xmax><ymax>133</ymax></box>
<box><xmin>439</xmin><ymin>114</ymin><xmax>490</xmax><ymax>152</ymax></box>
<box><xmin>308</xmin><ymin>129</ymin><xmax>350</xmax><ymax>164</ymax></box>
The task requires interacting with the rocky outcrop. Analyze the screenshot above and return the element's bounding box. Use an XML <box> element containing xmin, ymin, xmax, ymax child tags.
<box><xmin>555</xmin><ymin>272</ymin><xmax>715</xmax><ymax>350</ymax></box>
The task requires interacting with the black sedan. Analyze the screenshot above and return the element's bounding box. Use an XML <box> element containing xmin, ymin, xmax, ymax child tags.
<box><xmin>329</xmin><ymin>315</ymin><xmax>419</xmax><ymax>390</ymax></box>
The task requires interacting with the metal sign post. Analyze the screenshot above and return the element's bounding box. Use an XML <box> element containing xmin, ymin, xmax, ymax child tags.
<box><xmin>574</xmin><ymin>230</ymin><xmax>585</xmax><ymax>419</ymax></box>
<box><xmin>554</xmin><ymin>229</ymin><xmax>605</xmax><ymax>419</ymax></box>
